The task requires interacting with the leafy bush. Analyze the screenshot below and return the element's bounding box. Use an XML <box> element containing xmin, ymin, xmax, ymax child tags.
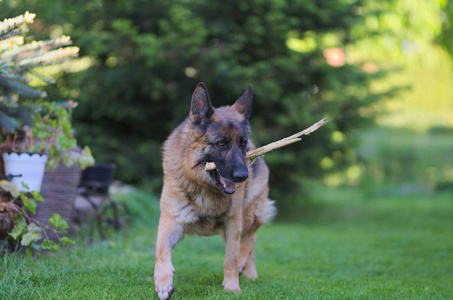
<box><xmin>2</xmin><ymin>1</ymin><xmax>395</xmax><ymax>207</ymax></box>
<box><xmin>0</xmin><ymin>180</ymin><xmax>74</xmax><ymax>253</ymax></box>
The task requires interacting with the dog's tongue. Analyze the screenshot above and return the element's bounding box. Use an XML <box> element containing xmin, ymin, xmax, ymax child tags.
<box><xmin>219</xmin><ymin>175</ymin><xmax>236</xmax><ymax>193</ymax></box>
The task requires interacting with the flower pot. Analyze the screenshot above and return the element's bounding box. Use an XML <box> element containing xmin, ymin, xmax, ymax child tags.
<box><xmin>37</xmin><ymin>162</ymin><xmax>82</xmax><ymax>240</ymax></box>
<box><xmin>2</xmin><ymin>152</ymin><xmax>48</xmax><ymax>192</ymax></box>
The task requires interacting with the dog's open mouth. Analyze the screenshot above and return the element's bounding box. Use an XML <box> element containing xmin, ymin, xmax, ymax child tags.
<box><xmin>209</xmin><ymin>169</ymin><xmax>236</xmax><ymax>194</ymax></box>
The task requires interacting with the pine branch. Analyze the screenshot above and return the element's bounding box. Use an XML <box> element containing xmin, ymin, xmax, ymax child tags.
<box><xmin>0</xmin><ymin>109</ymin><xmax>20</xmax><ymax>133</ymax></box>
<box><xmin>28</xmin><ymin>69</ymin><xmax>56</xmax><ymax>85</ymax></box>
<box><xmin>16</xmin><ymin>47</ymin><xmax>80</xmax><ymax>69</ymax></box>
<box><xmin>1</xmin><ymin>36</ymin><xmax>74</xmax><ymax>61</ymax></box>
<box><xmin>0</xmin><ymin>12</ymin><xmax>35</xmax><ymax>40</ymax></box>
<box><xmin>0</xmin><ymin>76</ymin><xmax>47</xmax><ymax>99</ymax></box>
<box><xmin>0</xmin><ymin>29</ymin><xmax>25</xmax><ymax>42</ymax></box>
<box><xmin>204</xmin><ymin>117</ymin><xmax>329</xmax><ymax>172</ymax></box>
<box><xmin>0</xmin><ymin>36</ymin><xmax>24</xmax><ymax>52</ymax></box>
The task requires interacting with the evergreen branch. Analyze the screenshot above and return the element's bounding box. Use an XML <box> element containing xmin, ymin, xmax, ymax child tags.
<box><xmin>0</xmin><ymin>29</ymin><xmax>25</xmax><ymax>42</ymax></box>
<box><xmin>0</xmin><ymin>36</ymin><xmax>73</xmax><ymax>61</ymax></box>
<box><xmin>204</xmin><ymin>117</ymin><xmax>329</xmax><ymax>172</ymax></box>
<box><xmin>0</xmin><ymin>36</ymin><xmax>24</xmax><ymax>52</ymax></box>
<box><xmin>28</xmin><ymin>69</ymin><xmax>56</xmax><ymax>85</ymax></box>
<box><xmin>0</xmin><ymin>76</ymin><xmax>47</xmax><ymax>99</ymax></box>
<box><xmin>15</xmin><ymin>104</ymin><xmax>35</xmax><ymax>125</ymax></box>
<box><xmin>0</xmin><ymin>109</ymin><xmax>20</xmax><ymax>133</ymax></box>
<box><xmin>0</xmin><ymin>71</ymin><xmax>31</xmax><ymax>84</ymax></box>
<box><xmin>0</xmin><ymin>12</ymin><xmax>36</xmax><ymax>38</ymax></box>
<box><xmin>17</xmin><ymin>47</ymin><xmax>80</xmax><ymax>68</ymax></box>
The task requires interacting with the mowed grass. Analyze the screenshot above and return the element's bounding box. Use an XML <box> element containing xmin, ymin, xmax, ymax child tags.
<box><xmin>1</xmin><ymin>189</ymin><xmax>452</xmax><ymax>299</ymax></box>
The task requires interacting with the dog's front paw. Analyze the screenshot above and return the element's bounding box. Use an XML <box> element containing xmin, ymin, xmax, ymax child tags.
<box><xmin>155</xmin><ymin>280</ymin><xmax>175</xmax><ymax>300</ymax></box>
<box><xmin>154</xmin><ymin>270</ymin><xmax>175</xmax><ymax>300</ymax></box>
<box><xmin>222</xmin><ymin>277</ymin><xmax>241</xmax><ymax>293</ymax></box>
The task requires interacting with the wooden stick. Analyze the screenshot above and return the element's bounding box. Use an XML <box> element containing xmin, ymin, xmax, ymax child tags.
<box><xmin>204</xmin><ymin>117</ymin><xmax>329</xmax><ymax>172</ymax></box>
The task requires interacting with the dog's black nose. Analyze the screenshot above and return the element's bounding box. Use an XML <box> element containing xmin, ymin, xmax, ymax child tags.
<box><xmin>233</xmin><ymin>170</ymin><xmax>248</xmax><ymax>182</ymax></box>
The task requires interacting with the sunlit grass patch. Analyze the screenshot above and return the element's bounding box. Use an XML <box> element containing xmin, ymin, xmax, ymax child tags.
<box><xmin>1</xmin><ymin>188</ymin><xmax>452</xmax><ymax>299</ymax></box>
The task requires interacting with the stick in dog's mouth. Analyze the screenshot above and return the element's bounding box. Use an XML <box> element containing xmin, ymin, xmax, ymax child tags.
<box><xmin>204</xmin><ymin>117</ymin><xmax>329</xmax><ymax>172</ymax></box>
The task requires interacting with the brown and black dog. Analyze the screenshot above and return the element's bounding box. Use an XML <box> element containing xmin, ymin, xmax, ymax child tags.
<box><xmin>153</xmin><ymin>83</ymin><xmax>276</xmax><ymax>300</ymax></box>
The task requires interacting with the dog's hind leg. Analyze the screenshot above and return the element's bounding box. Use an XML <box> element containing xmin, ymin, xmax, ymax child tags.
<box><xmin>154</xmin><ymin>214</ymin><xmax>184</xmax><ymax>300</ymax></box>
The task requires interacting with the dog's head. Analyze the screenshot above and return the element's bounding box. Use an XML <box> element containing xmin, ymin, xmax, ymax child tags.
<box><xmin>189</xmin><ymin>82</ymin><xmax>252</xmax><ymax>194</ymax></box>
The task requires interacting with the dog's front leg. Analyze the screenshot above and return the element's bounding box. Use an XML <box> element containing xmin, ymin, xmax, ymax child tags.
<box><xmin>154</xmin><ymin>214</ymin><xmax>184</xmax><ymax>300</ymax></box>
<box><xmin>222</xmin><ymin>215</ymin><xmax>242</xmax><ymax>292</ymax></box>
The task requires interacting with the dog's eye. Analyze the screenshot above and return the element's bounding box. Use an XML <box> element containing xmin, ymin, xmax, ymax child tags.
<box><xmin>240</xmin><ymin>138</ymin><xmax>247</xmax><ymax>147</ymax></box>
<box><xmin>217</xmin><ymin>141</ymin><xmax>227</xmax><ymax>147</ymax></box>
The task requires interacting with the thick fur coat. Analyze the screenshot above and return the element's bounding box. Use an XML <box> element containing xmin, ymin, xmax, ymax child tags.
<box><xmin>154</xmin><ymin>83</ymin><xmax>276</xmax><ymax>300</ymax></box>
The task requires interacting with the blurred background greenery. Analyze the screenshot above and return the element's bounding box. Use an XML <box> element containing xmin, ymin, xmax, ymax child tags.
<box><xmin>1</xmin><ymin>0</ymin><xmax>452</xmax><ymax>215</ymax></box>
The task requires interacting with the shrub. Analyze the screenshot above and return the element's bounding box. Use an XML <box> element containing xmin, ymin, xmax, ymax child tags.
<box><xmin>3</xmin><ymin>1</ymin><xmax>394</xmax><ymax>208</ymax></box>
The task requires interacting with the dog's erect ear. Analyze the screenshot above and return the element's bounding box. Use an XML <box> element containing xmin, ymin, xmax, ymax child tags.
<box><xmin>190</xmin><ymin>82</ymin><xmax>214</xmax><ymax>127</ymax></box>
<box><xmin>232</xmin><ymin>84</ymin><xmax>253</xmax><ymax>119</ymax></box>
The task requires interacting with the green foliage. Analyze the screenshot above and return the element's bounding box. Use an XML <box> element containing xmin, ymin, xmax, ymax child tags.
<box><xmin>40</xmin><ymin>239</ymin><xmax>60</xmax><ymax>251</ymax></box>
<box><xmin>0</xmin><ymin>12</ymin><xmax>94</xmax><ymax>172</ymax></box>
<box><xmin>0</xmin><ymin>179</ymin><xmax>75</xmax><ymax>251</ymax></box>
<box><xmin>31</xmin><ymin>190</ymin><xmax>43</xmax><ymax>203</ymax></box>
<box><xmin>20</xmin><ymin>223</ymin><xmax>41</xmax><ymax>246</ymax></box>
<box><xmin>357</xmin><ymin>127</ymin><xmax>453</xmax><ymax>194</ymax></box>
<box><xmin>0</xmin><ymin>12</ymin><xmax>79</xmax><ymax>133</ymax></box>
<box><xmin>59</xmin><ymin>236</ymin><xmax>75</xmax><ymax>245</ymax></box>
<box><xmin>8</xmin><ymin>222</ymin><xmax>25</xmax><ymax>240</ymax></box>
<box><xmin>440</xmin><ymin>0</ymin><xmax>453</xmax><ymax>56</ymax></box>
<box><xmin>350</xmin><ymin>0</ymin><xmax>445</xmax><ymax>65</ymax></box>
<box><xmin>20</xmin><ymin>194</ymin><xmax>37</xmax><ymax>214</ymax></box>
<box><xmin>4</xmin><ymin>0</ymin><xmax>394</xmax><ymax>202</ymax></box>
<box><xmin>48</xmin><ymin>213</ymin><xmax>68</xmax><ymax>232</ymax></box>
<box><xmin>23</xmin><ymin>102</ymin><xmax>95</xmax><ymax>169</ymax></box>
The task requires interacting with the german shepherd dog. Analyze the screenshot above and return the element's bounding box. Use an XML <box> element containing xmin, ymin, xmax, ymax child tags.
<box><xmin>154</xmin><ymin>83</ymin><xmax>276</xmax><ymax>300</ymax></box>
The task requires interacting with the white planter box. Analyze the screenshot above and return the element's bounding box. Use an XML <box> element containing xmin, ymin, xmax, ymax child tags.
<box><xmin>3</xmin><ymin>152</ymin><xmax>48</xmax><ymax>192</ymax></box>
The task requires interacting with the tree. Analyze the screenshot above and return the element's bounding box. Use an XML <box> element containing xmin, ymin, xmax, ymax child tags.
<box><xmin>2</xmin><ymin>0</ymin><xmax>392</xmax><ymax>209</ymax></box>
<box><xmin>440</xmin><ymin>0</ymin><xmax>453</xmax><ymax>56</ymax></box>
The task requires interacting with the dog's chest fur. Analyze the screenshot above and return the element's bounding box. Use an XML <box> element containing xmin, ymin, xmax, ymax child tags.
<box><xmin>173</xmin><ymin>182</ymin><xmax>246</xmax><ymax>236</ymax></box>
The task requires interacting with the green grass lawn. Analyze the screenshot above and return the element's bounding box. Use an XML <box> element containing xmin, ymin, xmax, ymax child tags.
<box><xmin>1</xmin><ymin>189</ymin><xmax>452</xmax><ymax>299</ymax></box>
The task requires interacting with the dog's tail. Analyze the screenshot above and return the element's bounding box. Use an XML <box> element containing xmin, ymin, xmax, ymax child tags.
<box><xmin>262</xmin><ymin>198</ymin><xmax>277</xmax><ymax>224</ymax></box>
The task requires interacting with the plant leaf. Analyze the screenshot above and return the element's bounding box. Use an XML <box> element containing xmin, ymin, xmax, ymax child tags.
<box><xmin>41</xmin><ymin>239</ymin><xmax>60</xmax><ymax>251</ymax></box>
<box><xmin>21</xmin><ymin>225</ymin><xmax>42</xmax><ymax>246</ymax></box>
<box><xmin>60</xmin><ymin>236</ymin><xmax>75</xmax><ymax>245</ymax></box>
<box><xmin>28</xmin><ymin>223</ymin><xmax>41</xmax><ymax>233</ymax></box>
<box><xmin>31</xmin><ymin>191</ymin><xmax>44</xmax><ymax>203</ymax></box>
<box><xmin>21</xmin><ymin>195</ymin><xmax>37</xmax><ymax>214</ymax></box>
<box><xmin>31</xmin><ymin>243</ymin><xmax>41</xmax><ymax>251</ymax></box>
<box><xmin>46</xmin><ymin>144</ymin><xmax>61</xmax><ymax>168</ymax></box>
<box><xmin>77</xmin><ymin>146</ymin><xmax>95</xmax><ymax>169</ymax></box>
<box><xmin>25</xmin><ymin>248</ymin><xmax>33</xmax><ymax>258</ymax></box>
<box><xmin>62</xmin><ymin>150</ymin><xmax>80</xmax><ymax>167</ymax></box>
<box><xmin>0</xmin><ymin>180</ymin><xmax>20</xmax><ymax>197</ymax></box>
<box><xmin>21</xmin><ymin>182</ymin><xmax>30</xmax><ymax>190</ymax></box>
<box><xmin>48</xmin><ymin>213</ymin><xmax>69</xmax><ymax>230</ymax></box>
<box><xmin>8</xmin><ymin>222</ymin><xmax>26</xmax><ymax>240</ymax></box>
